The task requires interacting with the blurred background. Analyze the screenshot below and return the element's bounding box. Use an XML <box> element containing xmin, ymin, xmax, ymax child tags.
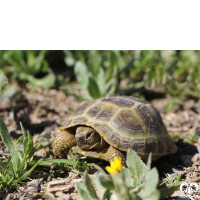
<box><xmin>0</xmin><ymin>50</ymin><xmax>200</xmax><ymax>112</ymax></box>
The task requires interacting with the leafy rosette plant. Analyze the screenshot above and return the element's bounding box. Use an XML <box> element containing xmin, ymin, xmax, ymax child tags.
<box><xmin>76</xmin><ymin>149</ymin><xmax>179</xmax><ymax>200</ymax></box>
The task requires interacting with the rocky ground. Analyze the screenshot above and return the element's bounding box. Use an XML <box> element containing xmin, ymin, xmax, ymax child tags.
<box><xmin>1</xmin><ymin>86</ymin><xmax>200</xmax><ymax>200</ymax></box>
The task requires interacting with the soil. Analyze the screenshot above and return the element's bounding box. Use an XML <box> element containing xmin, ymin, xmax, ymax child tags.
<box><xmin>1</xmin><ymin>86</ymin><xmax>200</xmax><ymax>200</ymax></box>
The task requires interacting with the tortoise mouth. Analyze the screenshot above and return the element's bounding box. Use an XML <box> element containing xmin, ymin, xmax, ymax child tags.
<box><xmin>76</xmin><ymin>137</ymin><xmax>91</xmax><ymax>150</ymax></box>
<box><xmin>72</xmin><ymin>145</ymin><xmax>104</xmax><ymax>159</ymax></box>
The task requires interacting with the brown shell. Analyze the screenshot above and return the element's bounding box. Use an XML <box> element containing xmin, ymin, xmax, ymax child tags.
<box><xmin>62</xmin><ymin>96</ymin><xmax>177</xmax><ymax>157</ymax></box>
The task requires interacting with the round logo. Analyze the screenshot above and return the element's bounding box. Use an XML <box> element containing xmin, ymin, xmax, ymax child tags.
<box><xmin>180</xmin><ymin>182</ymin><xmax>198</xmax><ymax>198</ymax></box>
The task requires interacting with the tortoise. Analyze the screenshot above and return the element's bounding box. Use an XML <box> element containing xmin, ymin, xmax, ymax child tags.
<box><xmin>53</xmin><ymin>96</ymin><xmax>177</xmax><ymax>164</ymax></box>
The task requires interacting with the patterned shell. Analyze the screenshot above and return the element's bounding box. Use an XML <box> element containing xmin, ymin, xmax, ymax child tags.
<box><xmin>62</xmin><ymin>96</ymin><xmax>177</xmax><ymax>157</ymax></box>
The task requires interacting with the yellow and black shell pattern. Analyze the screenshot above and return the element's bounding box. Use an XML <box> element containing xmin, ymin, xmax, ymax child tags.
<box><xmin>62</xmin><ymin>96</ymin><xmax>177</xmax><ymax>160</ymax></box>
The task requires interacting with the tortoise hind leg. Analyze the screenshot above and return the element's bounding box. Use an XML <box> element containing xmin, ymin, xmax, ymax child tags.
<box><xmin>100</xmin><ymin>146</ymin><xmax>126</xmax><ymax>166</ymax></box>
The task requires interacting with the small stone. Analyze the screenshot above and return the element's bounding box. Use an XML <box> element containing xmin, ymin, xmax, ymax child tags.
<box><xmin>192</xmin><ymin>153</ymin><xmax>200</xmax><ymax>163</ymax></box>
<box><xmin>55</xmin><ymin>191</ymin><xmax>70</xmax><ymax>200</ymax></box>
<box><xmin>47</xmin><ymin>179</ymin><xmax>73</xmax><ymax>193</ymax></box>
<box><xmin>71</xmin><ymin>178</ymin><xmax>83</xmax><ymax>183</ymax></box>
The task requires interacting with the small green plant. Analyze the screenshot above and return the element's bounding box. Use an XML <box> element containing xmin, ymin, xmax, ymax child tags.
<box><xmin>0</xmin><ymin>72</ymin><xmax>16</xmax><ymax>101</ymax></box>
<box><xmin>71</xmin><ymin>156</ymin><xmax>93</xmax><ymax>172</ymax></box>
<box><xmin>76</xmin><ymin>149</ymin><xmax>179</xmax><ymax>200</ymax></box>
<box><xmin>2</xmin><ymin>50</ymin><xmax>200</xmax><ymax>101</ymax></box>
<box><xmin>0</xmin><ymin>119</ymin><xmax>42</xmax><ymax>190</ymax></box>
<box><xmin>165</xmin><ymin>97</ymin><xmax>179</xmax><ymax>112</ymax></box>
<box><xmin>63</xmin><ymin>50</ymin><xmax>133</xmax><ymax>100</ymax></box>
<box><xmin>71</xmin><ymin>50</ymin><xmax>200</xmax><ymax>101</ymax></box>
<box><xmin>170</xmin><ymin>133</ymin><xmax>182</xmax><ymax>142</ymax></box>
<box><xmin>160</xmin><ymin>174</ymin><xmax>182</xmax><ymax>187</ymax></box>
<box><xmin>0</xmin><ymin>72</ymin><xmax>8</xmax><ymax>95</ymax></box>
<box><xmin>51</xmin><ymin>152</ymin><xmax>93</xmax><ymax>173</ymax></box>
<box><xmin>185</xmin><ymin>134</ymin><xmax>199</xmax><ymax>144</ymax></box>
<box><xmin>0</xmin><ymin>50</ymin><xmax>55</xmax><ymax>89</ymax></box>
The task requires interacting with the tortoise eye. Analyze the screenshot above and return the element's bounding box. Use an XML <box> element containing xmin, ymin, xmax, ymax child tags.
<box><xmin>86</xmin><ymin>132</ymin><xmax>93</xmax><ymax>140</ymax></box>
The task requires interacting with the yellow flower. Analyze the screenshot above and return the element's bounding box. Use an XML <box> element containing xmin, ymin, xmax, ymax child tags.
<box><xmin>105</xmin><ymin>157</ymin><xmax>122</xmax><ymax>174</ymax></box>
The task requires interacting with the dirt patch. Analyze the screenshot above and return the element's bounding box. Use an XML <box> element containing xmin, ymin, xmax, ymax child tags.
<box><xmin>1</xmin><ymin>87</ymin><xmax>200</xmax><ymax>199</ymax></box>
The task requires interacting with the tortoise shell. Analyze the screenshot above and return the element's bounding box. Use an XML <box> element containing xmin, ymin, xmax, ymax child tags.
<box><xmin>62</xmin><ymin>96</ymin><xmax>177</xmax><ymax>160</ymax></box>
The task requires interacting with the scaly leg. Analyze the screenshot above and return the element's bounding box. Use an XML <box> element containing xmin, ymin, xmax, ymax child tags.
<box><xmin>99</xmin><ymin>146</ymin><xmax>126</xmax><ymax>166</ymax></box>
<box><xmin>72</xmin><ymin>145</ymin><xmax>126</xmax><ymax>166</ymax></box>
<box><xmin>53</xmin><ymin>130</ymin><xmax>76</xmax><ymax>158</ymax></box>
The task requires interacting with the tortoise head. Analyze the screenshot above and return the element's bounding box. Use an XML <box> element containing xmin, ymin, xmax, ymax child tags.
<box><xmin>75</xmin><ymin>126</ymin><xmax>105</xmax><ymax>150</ymax></box>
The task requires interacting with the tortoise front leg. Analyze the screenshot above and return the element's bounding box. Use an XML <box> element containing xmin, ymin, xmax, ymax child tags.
<box><xmin>72</xmin><ymin>145</ymin><xmax>126</xmax><ymax>166</ymax></box>
<box><xmin>100</xmin><ymin>146</ymin><xmax>126</xmax><ymax>166</ymax></box>
<box><xmin>53</xmin><ymin>130</ymin><xmax>76</xmax><ymax>158</ymax></box>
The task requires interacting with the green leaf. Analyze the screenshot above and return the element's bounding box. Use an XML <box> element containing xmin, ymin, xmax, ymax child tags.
<box><xmin>126</xmin><ymin>149</ymin><xmax>147</xmax><ymax>187</ymax></box>
<box><xmin>92</xmin><ymin>163</ymin><xmax>107</xmax><ymax>175</ymax></box>
<box><xmin>145</xmin><ymin>153</ymin><xmax>152</xmax><ymax>174</ymax></box>
<box><xmin>6</xmin><ymin>155</ymin><xmax>11</xmax><ymax>168</ymax></box>
<box><xmin>97</xmin><ymin>174</ymin><xmax>114</xmax><ymax>190</ymax></box>
<box><xmin>139</xmin><ymin>190</ymin><xmax>160</xmax><ymax>200</ymax></box>
<box><xmin>105</xmin><ymin>66</ymin><xmax>118</xmax><ymax>96</ymax></box>
<box><xmin>64</xmin><ymin>50</ymin><xmax>75</xmax><ymax>66</ymax></box>
<box><xmin>11</xmin><ymin>142</ymin><xmax>21</xmax><ymax>176</ymax></box>
<box><xmin>2</xmin><ymin>86</ymin><xmax>16</xmax><ymax>97</ymax></box>
<box><xmin>87</xmin><ymin>77</ymin><xmax>101</xmax><ymax>99</ymax></box>
<box><xmin>0</xmin><ymin>161</ymin><xmax>8</xmax><ymax>171</ymax></box>
<box><xmin>13</xmin><ymin>159</ymin><xmax>41</xmax><ymax>184</ymax></box>
<box><xmin>93</xmin><ymin>175</ymin><xmax>108</xmax><ymax>200</ymax></box>
<box><xmin>26</xmin><ymin>50</ymin><xmax>48</xmax><ymax>74</ymax></box>
<box><xmin>0</xmin><ymin>118</ymin><xmax>14</xmax><ymax>152</ymax></box>
<box><xmin>84</xmin><ymin>171</ymin><xmax>98</xmax><ymax>199</ymax></box>
<box><xmin>0</xmin><ymin>72</ymin><xmax>8</xmax><ymax>95</ymax></box>
<box><xmin>159</xmin><ymin>185</ymin><xmax>179</xmax><ymax>199</ymax></box>
<box><xmin>27</xmin><ymin>158</ymin><xmax>76</xmax><ymax>167</ymax></box>
<box><xmin>88</xmin><ymin>51</ymin><xmax>101</xmax><ymax>77</ymax></box>
<box><xmin>76</xmin><ymin>182</ymin><xmax>92</xmax><ymax>200</ymax></box>
<box><xmin>123</xmin><ymin>168</ymin><xmax>133</xmax><ymax>187</ymax></box>
<box><xmin>26</xmin><ymin>141</ymin><xmax>41</xmax><ymax>160</ymax></box>
<box><xmin>16</xmin><ymin>154</ymin><xmax>27</xmax><ymax>178</ymax></box>
<box><xmin>138</xmin><ymin>168</ymin><xmax>160</xmax><ymax>200</ymax></box>
<box><xmin>97</xmin><ymin>67</ymin><xmax>106</xmax><ymax>96</ymax></box>
<box><xmin>129</xmin><ymin>191</ymin><xmax>142</xmax><ymax>200</ymax></box>
<box><xmin>16</xmin><ymin>135</ymin><xmax>24</xmax><ymax>144</ymax></box>
<box><xmin>27</xmin><ymin>50</ymin><xmax>35</xmax><ymax>70</ymax></box>
<box><xmin>20</xmin><ymin>122</ymin><xmax>26</xmax><ymax>137</ymax></box>
<box><xmin>74</xmin><ymin>61</ymin><xmax>89</xmax><ymax>89</ymax></box>
<box><xmin>144</xmin><ymin>168</ymin><xmax>159</xmax><ymax>192</ymax></box>
<box><xmin>69</xmin><ymin>151</ymin><xmax>77</xmax><ymax>162</ymax></box>
<box><xmin>109</xmin><ymin>51</ymin><xmax>118</xmax><ymax>70</ymax></box>
<box><xmin>9</xmin><ymin>51</ymin><xmax>26</xmax><ymax>71</ymax></box>
<box><xmin>111</xmin><ymin>172</ymin><xmax>132</xmax><ymax>200</ymax></box>
<box><xmin>20</xmin><ymin>123</ymin><xmax>28</xmax><ymax>156</ymax></box>
<box><xmin>0</xmin><ymin>173</ymin><xmax>7</xmax><ymax>182</ymax></box>
<box><xmin>27</xmin><ymin>73</ymin><xmax>55</xmax><ymax>88</ymax></box>
<box><xmin>176</xmin><ymin>174</ymin><xmax>181</xmax><ymax>182</ymax></box>
<box><xmin>27</xmin><ymin>130</ymin><xmax>34</xmax><ymax>153</ymax></box>
<box><xmin>35</xmin><ymin>50</ymin><xmax>48</xmax><ymax>72</ymax></box>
